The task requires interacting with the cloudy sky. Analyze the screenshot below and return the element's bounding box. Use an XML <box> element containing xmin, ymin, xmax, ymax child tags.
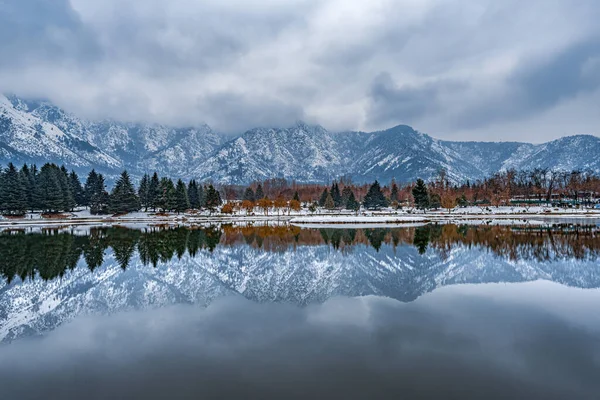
<box><xmin>1</xmin><ymin>0</ymin><xmax>599</xmax><ymax>141</ymax></box>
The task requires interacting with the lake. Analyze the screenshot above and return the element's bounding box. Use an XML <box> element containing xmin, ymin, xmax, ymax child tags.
<box><xmin>1</xmin><ymin>222</ymin><xmax>599</xmax><ymax>399</ymax></box>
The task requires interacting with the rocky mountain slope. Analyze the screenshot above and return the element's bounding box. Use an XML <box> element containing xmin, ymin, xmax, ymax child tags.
<box><xmin>2</xmin><ymin>94</ymin><xmax>599</xmax><ymax>184</ymax></box>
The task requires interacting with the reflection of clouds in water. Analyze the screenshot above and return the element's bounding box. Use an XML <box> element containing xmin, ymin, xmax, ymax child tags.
<box><xmin>0</xmin><ymin>282</ymin><xmax>599</xmax><ymax>399</ymax></box>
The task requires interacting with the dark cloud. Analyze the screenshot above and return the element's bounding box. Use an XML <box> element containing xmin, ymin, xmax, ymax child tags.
<box><xmin>0</xmin><ymin>291</ymin><xmax>598</xmax><ymax>399</ymax></box>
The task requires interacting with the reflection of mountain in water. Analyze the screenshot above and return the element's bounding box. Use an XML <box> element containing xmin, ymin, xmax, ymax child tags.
<box><xmin>1</xmin><ymin>224</ymin><xmax>599</xmax><ymax>342</ymax></box>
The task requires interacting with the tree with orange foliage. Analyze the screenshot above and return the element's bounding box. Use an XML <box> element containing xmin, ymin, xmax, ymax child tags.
<box><xmin>274</xmin><ymin>196</ymin><xmax>288</xmax><ymax>216</ymax></box>
<box><xmin>241</xmin><ymin>200</ymin><xmax>255</xmax><ymax>214</ymax></box>
<box><xmin>288</xmin><ymin>199</ymin><xmax>301</xmax><ymax>214</ymax></box>
<box><xmin>441</xmin><ymin>191</ymin><xmax>456</xmax><ymax>213</ymax></box>
<box><xmin>221</xmin><ymin>202</ymin><xmax>234</xmax><ymax>214</ymax></box>
<box><xmin>257</xmin><ymin>197</ymin><xmax>273</xmax><ymax>215</ymax></box>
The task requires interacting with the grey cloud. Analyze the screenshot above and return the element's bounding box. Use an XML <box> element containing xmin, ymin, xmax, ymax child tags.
<box><xmin>0</xmin><ymin>0</ymin><xmax>100</xmax><ymax>66</ymax></box>
<box><xmin>1</xmin><ymin>0</ymin><xmax>600</xmax><ymax>140</ymax></box>
<box><xmin>366</xmin><ymin>72</ymin><xmax>464</xmax><ymax>129</ymax></box>
<box><xmin>197</xmin><ymin>92</ymin><xmax>306</xmax><ymax>134</ymax></box>
<box><xmin>0</xmin><ymin>294</ymin><xmax>598</xmax><ymax>399</ymax></box>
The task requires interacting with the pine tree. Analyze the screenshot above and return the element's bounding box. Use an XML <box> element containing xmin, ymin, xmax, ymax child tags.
<box><xmin>363</xmin><ymin>181</ymin><xmax>389</xmax><ymax>210</ymax></box>
<box><xmin>20</xmin><ymin>164</ymin><xmax>36</xmax><ymax>212</ymax></box>
<box><xmin>59</xmin><ymin>165</ymin><xmax>75</xmax><ymax>211</ymax></box>
<box><xmin>429</xmin><ymin>192</ymin><xmax>441</xmax><ymax>210</ymax></box>
<box><xmin>293</xmin><ymin>191</ymin><xmax>300</xmax><ymax>202</ymax></box>
<box><xmin>37</xmin><ymin>164</ymin><xmax>64</xmax><ymax>213</ymax></box>
<box><xmin>83</xmin><ymin>169</ymin><xmax>98</xmax><ymax>208</ymax></box>
<box><xmin>198</xmin><ymin>184</ymin><xmax>206</xmax><ymax>208</ymax></box>
<box><xmin>390</xmin><ymin>180</ymin><xmax>399</xmax><ymax>202</ymax></box>
<box><xmin>0</xmin><ymin>168</ymin><xmax>5</xmax><ymax>213</ymax></box>
<box><xmin>412</xmin><ymin>179</ymin><xmax>430</xmax><ymax>210</ymax></box>
<box><xmin>188</xmin><ymin>180</ymin><xmax>200</xmax><ymax>209</ymax></box>
<box><xmin>148</xmin><ymin>172</ymin><xmax>161</xmax><ymax>211</ymax></box>
<box><xmin>174</xmin><ymin>179</ymin><xmax>190</xmax><ymax>213</ymax></box>
<box><xmin>324</xmin><ymin>193</ymin><xmax>335</xmax><ymax>210</ymax></box>
<box><xmin>138</xmin><ymin>173</ymin><xmax>150</xmax><ymax>211</ymax></box>
<box><xmin>205</xmin><ymin>185</ymin><xmax>222</xmax><ymax>212</ymax></box>
<box><xmin>346</xmin><ymin>190</ymin><xmax>360</xmax><ymax>211</ymax></box>
<box><xmin>157</xmin><ymin>177</ymin><xmax>176</xmax><ymax>212</ymax></box>
<box><xmin>109</xmin><ymin>171</ymin><xmax>140</xmax><ymax>214</ymax></box>
<box><xmin>243</xmin><ymin>187</ymin><xmax>256</xmax><ymax>202</ymax></box>
<box><xmin>84</xmin><ymin>170</ymin><xmax>108</xmax><ymax>214</ymax></box>
<box><xmin>330</xmin><ymin>183</ymin><xmax>341</xmax><ymax>208</ymax></box>
<box><xmin>69</xmin><ymin>170</ymin><xmax>84</xmax><ymax>207</ymax></box>
<box><xmin>2</xmin><ymin>163</ymin><xmax>27</xmax><ymax>215</ymax></box>
<box><xmin>318</xmin><ymin>188</ymin><xmax>329</xmax><ymax>207</ymax></box>
<box><xmin>255</xmin><ymin>184</ymin><xmax>264</xmax><ymax>200</ymax></box>
<box><xmin>341</xmin><ymin>187</ymin><xmax>353</xmax><ymax>209</ymax></box>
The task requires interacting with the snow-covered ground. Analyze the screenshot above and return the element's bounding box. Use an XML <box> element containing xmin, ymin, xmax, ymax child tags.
<box><xmin>1</xmin><ymin>206</ymin><xmax>599</xmax><ymax>229</ymax></box>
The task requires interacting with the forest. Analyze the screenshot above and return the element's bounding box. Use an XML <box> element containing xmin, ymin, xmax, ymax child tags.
<box><xmin>1</xmin><ymin>162</ymin><xmax>599</xmax><ymax>216</ymax></box>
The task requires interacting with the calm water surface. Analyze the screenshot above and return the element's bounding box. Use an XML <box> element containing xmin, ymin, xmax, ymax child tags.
<box><xmin>0</xmin><ymin>223</ymin><xmax>599</xmax><ymax>399</ymax></box>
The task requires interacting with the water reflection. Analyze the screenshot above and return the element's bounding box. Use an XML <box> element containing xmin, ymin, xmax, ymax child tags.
<box><xmin>0</xmin><ymin>284</ymin><xmax>599</xmax><ymax>399</ymax></box>
<box><xmin>1</xmin><ymin>223</ymin><xmax>600</xmax><ymax>284</ymax></box>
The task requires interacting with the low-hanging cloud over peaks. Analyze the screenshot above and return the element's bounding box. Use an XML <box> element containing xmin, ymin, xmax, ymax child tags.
<box><xmin>1</xmin><ymin>0</ymin><xmax>599</xmax><ymax>141</ymax></box>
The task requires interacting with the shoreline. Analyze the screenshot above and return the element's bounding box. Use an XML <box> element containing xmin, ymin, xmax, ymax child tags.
<box><xmin>1</xmin><ymin>209</ymin><xmax>599</xmax><ymax>229</ymax></box>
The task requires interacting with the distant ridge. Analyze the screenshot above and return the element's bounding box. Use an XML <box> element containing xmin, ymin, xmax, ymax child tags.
<box><xmin>1</xmin><ymin>94</ymin><xmax>599</xmax><ymax>184</ymax></box>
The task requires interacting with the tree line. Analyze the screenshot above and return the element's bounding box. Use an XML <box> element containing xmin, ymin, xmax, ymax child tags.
<box><xmin>0</xmin><ymin>163</ymin><xmax>223</xmax><ymax>215</ymax></box>
<box><xmin>2</xmin><ymin>162</ymin><xmax>600</xmax><ymax>216</ymax></box>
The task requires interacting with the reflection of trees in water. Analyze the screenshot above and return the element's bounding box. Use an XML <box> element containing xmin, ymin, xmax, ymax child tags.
<box><xmin>1</xmin><ymin>223</ymin><xmax>599</xmax><ymax>283</ymax></box>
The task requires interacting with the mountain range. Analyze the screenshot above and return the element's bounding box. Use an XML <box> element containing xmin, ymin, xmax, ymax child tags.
<box><xmin>2</xmin><ymin>93</ymin><xmax>600</xmax><ymax>184</ymax></box>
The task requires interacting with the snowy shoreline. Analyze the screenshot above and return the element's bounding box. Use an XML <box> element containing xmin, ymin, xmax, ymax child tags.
<box><xmin>1</xmin><ymin>207</ymin><xmax>599</xmax><ymax>230</ymax></box>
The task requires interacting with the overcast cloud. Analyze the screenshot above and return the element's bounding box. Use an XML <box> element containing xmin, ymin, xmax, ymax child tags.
<box><xmin>1</xmin><ymin>0</ymin><xmax>599</xmax><ymax>141</ymax></box>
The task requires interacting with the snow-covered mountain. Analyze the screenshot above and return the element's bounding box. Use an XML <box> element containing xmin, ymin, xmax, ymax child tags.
<box><xmin>2</xmin><ymin>94</ymin><xmax>599</xmax><ymax>183</ymax></box>
<box><xmin>191</xmin><ymin>122</ymin><xmax>342</xmax><ymax>184</ymax></box>
<box><xmin>1</xmin><ymin>241</ymin><xmax>599</xmax><ymax>342</ymax></box>
<box><xmin>0</xmin><ymin>94</ymin><xmax>221</xmax><ymax>178</ymax></box>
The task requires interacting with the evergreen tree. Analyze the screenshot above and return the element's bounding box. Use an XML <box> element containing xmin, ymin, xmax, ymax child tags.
<box><xmin>429</xmin><ymin>193</ymin><xmax>441</xmax><ymax>210</ymax></box>
<box><xmin>83</xmin><ymin>169</ymin><xmax>98</xmax><ymax>208</ymax></box>
<box><xmin>59</xmin><ymin>165</ymin><xmax>75</xmax><ymax>211</ymax></box>
<box><xmin>412</xmin><ymin>179</ymin><xmax>430</xmax><ymax>210</ymax></box>
<box><xmin>363</xmin><ymin>181</ymin><xmax>389</xmax><ymax>210</ymax></box>
<box><xmin>255</xmin><ymin>184</ymin><xmax>264</xmax><ymax>200</ymax></box>
<box><xmin>457</xmin><ymin>193</ymin><xmax>469</xmax><ymax>207</ymax></box>
<box><xmin>330</xmin><ymin>183</ymin><xmax>342</xmax><ymax>208</ymax></box>
<box><xmin>198</xmin><ymin>184</ymin><xmax>206</xmax><ymax>208</ymax></box>
<box><xmin>174</xmin><ymin>179</ymin><xmax>190</xmax><ymax>213</ymax></box>
<box><xmin>341</xmin><ymin>187</ymin><xmax>353</xmax><ymax>209</ymax></box>
<box><xmin>2</xmin><ymin>163</ymin><xmax>27</xmax><ymax>215</ymax></box>
<box><xmin>205</xmin><ymin>185</ymin><xmax>222</xmax><ymax>212</ymax></box>
<box><xmin>324</xmin><ymin>193</ymin><xmax>335</xmax><ymax>210</ymax></box>
<box><xmin>157</xmin><ymin>177</ymin><xmax>176</xmax><ymax>212</ymax></box>
<box><xmin>20</xmin><ymin>164</ymin><xmax>37</xmax><ymax>212</ymax></box>
<box><xmin>148</xmin><ymin>172</ymin><xmax>161</xmax><ymax>211</ymax></box>
<box><xmin>138</xmin><ymin>173</ymin><xmax>150</xmax><ymax>211</ymax></box>
<box><xmin>319</xmin><ymin>188</ymin><xmax>329</xmax><ymax>207</ymax></box>
<box><xmin>109</xmin><ymin>171</ymin><xmax>140</xmax><ymax>214</ymax></box>
<box><xmin>293</xmin><ymin>191</ymin><xmax>300</xmax><ymax>202</ymax></box>
<box><xmin>84</xmin><ymin>170</ymin><xmax>108</xmax><ymax>214</ymax></box>
<box><xmin>390</xmin><ymin>180</ymin><xmax>399</xmax><ymax>202</ymax></box>
<box><xmin>346</xmin><ymin>191</ymin><xmax>360</xmax><ymax>211</ymax></box>
<box><xmin>69</xmin><ymin>170</ymin><xmax>84</xmax><ymax>207</ymax></box>
<box><xmin>188</xmin><ymin>180</ymin><xmax>200</xmax><ymax>209</ymax></box>
<box><xmin>243</xmin><ymin>187</ymin><xmax>256</xmax><ymax>202</ymax></box>
<box><xmin>37</xmin><ymin>164</ymin><xmax>64</xmax><ymax>213</ymax></box>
